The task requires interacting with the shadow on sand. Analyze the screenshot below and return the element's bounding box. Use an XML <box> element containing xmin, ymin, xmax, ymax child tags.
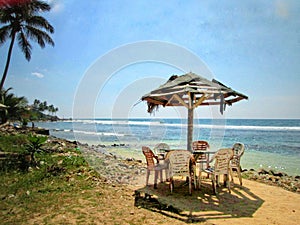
<box><xmin>134</xmin><ymin>179</ymin><xmax>264</xmax><ymax>223</ymax></box>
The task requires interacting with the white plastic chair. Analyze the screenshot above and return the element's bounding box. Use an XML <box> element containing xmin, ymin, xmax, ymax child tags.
<box><xmin>201</xmin><ymin>148</ymin><xmax>233</xmax><ymax>194</ymax></box>
<box><xmin>230</xmin><ymin>142</ymin><xmax>245</xmax><ymax>185</ymax></box>
<box><xmin>166</xmin><ymin>150</ymin><xmax>196</xmax><ymax>195</ymax></box>
<box><xmin>153</xmin><ymin>143</ymin><xmax>170</xmax><ymax>160</ymax></box>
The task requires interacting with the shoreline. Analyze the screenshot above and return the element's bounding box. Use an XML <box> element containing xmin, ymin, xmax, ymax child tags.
<box><xmin>79</xmin><ymin>142</ymin><xmax>300</xmax><ymax>194</ymax></box>
<box><xmin>0</xmin><ymin>124</ymin><xmax>300</xmax><ymax>225</ymax></box>
<box><xmin>35</xmin><ymin>118</ymin><xmax>300</xmax><ymax>177</ymax></box>
<box><xmin>44</xmin><ymin>130</ymin><xmax>300</xmax><ymax>177</ymax></box>
<box><xmin>2</xmin><ymin>124</ymin><xmax>300</xmax><ymax>224</ymax></box>
<box><xmin>1</xmin><ymin>124</ymin><xmax>299</xmax><ymax>194</ymax></box>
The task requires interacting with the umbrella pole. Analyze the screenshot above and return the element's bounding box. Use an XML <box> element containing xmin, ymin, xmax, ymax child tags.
<box><xmin>187</xmin><ymin>107</ymin><xmax>193</xmax><ymax>152</ymax></box>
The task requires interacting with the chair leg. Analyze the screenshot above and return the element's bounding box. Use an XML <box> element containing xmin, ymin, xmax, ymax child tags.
<box><xmin>192</xmin><ymin>165</ymin><xmax>197</xmax><ymax>190</ymax></box>
<box><xmin>227</xmin><ymin>173</ymin><xmax>231</xmax><ymax>193</ymax></box>
<box><xmin>206</xmin><ymin>160</ymin><xmax>210</xmax><ymax>178</ymax></box>
<box><xmin>223</xmin><ymin>174</ymin><xmax>227</xmax><ymax>187</ymax></box>
<box><xmin>146</xmin><ymin>169</ymin><xmax>150</xmax><ymax>186</ymax></box>
<box><xmin>198</xmin><ymin>169</ymin><xmax>202</xmax><ymax>189</ymax></box>
<box><xmin>165</xmin><ymin>169</ymin><xmax>168</xmax><ymax>181</ymax></box>
<box><xmin>216</xmin><ymin>175</ymin><xmax>220</xmax><ymax>187</ymax></box>
<box><xmin>229</xmin><ymin>166</ymin><xmax>234</xmax><ymax>183</ymax></box>
<box><xmin>169</xmin><ymin>178</ymin><xmax>174</xmax><ymax>193</ymax></box>
<box><xmin>198</xmin><ymin>163</ymin><xmax>206</xmax><ymax>188</ymax></box>
<box><xmin>212</xmin><ymin>175</ymin><xmax>217</xmax><ymax>195</ymax></box>
<box><xmin>189</xmin><ymin>176</ymin><xmax>192</xmax><ymax>195</ymax></box>
<box><xmin>154</xmin><ymin>170</ymin><xmax>158</xmax><ymax>188</ymax></box>
<box><xmin>238</xmin><ymin>166</ymin><xmax>242</xmax><ymax>185</ymax></box>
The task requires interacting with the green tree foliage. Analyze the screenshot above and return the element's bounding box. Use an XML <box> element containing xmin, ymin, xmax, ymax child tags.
<box><xmin>0</xmin><ymin>89</ymin><xmax>59</xmax><ymax>124</ymax></box>
<box><xmin>0</xmin><ymin>87</ymin><xmax>28</xmax><ymax>124</ymax></box>
<box><xmin>33</xmin><ymin>99</ymin><xmax>40</xmax><ymax>110</ymax></box>
<box><xmin>0</xmin><ymin>0</ymin><xmax>55</xmax><ymax>90</ymax></box>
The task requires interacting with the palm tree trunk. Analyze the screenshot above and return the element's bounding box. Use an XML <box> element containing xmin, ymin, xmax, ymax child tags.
<box><xmin>0</xmin><ymin>32</ymin><xmax>16</xmax><ymax>90</ymax></box>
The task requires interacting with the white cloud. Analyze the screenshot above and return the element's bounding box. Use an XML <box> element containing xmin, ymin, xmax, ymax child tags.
<box><xmin>32</xmin><ymin>72</ymin><xmax>44</xmax><ymax>78</ymax></box>
<box><xmin>47</xmin><ymin>0</ymin><xmax>64</xmax><ymax>13</ymax></box>
<box><xmin>275</xmin><ymin>0</ymin><xmax>289</xmax><ymax>18</ymax></box>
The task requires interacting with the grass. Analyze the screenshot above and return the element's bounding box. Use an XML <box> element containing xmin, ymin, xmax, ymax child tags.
<box><xmin>1</xmin><ymin>133</ymin><xmax>182</xmax><ymax>225</ymax></box>
<box><xmin>0</xmin><ymin>133</ymin><xmax>104</xmax><ymax>224</ymax></box>
<box><xmin>0</xmin><ymin>134</ymin><xmax>28</xmax><ymax>153</ymax></box>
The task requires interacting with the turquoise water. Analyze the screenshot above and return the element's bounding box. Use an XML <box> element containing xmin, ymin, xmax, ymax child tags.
<box><xmin>35</xmin><ymin>118</ymin><xmax>300</xmax><ymax>176</ymax></box>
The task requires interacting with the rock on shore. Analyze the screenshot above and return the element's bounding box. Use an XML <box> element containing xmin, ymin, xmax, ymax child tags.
<box><xmin>242</xmin><ymin>169</ymin><xmax>300</xmax><ymax>193</ymax></box>
<box><xmin>0</xmin><ymin>123</ymin><xmax>49</xmax><ymax>135</ymax></box>
<box><xmin>78</xmin><ymin>144</ymin><xmax>146</xmax><ymax>186</ymax></box>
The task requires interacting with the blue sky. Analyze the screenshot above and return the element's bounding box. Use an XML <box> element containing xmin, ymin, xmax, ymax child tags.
<box><xmin>1</xmin><ymin>0</ymin><xmax>300</xmax><ymax>119</ymax></box>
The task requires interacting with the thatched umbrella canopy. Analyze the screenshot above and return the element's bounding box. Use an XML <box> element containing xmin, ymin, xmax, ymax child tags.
<box><xmin>141</xmin><ymin>72</ymin><xmax>248</xmax><ymax>152</ymax></box>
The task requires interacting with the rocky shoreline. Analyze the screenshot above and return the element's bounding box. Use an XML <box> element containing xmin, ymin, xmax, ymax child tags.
<box><xmin>78</xmin><ymin>144</ymin><xmax>146</xmax><ymax>186</ymax></box>
<box><xmin>242</xmin><ymin>168</ymin><xmax>300</xmax><ymax>194</ymax></box>
<box><xmin>1</xmin><ymin>124</ymin><xmax>300</xmax><ymax>194</ymax></box>
<box><xmin>74</xmin><ymin>141</ymin><xmax>300</xmax><ymax>194</ymax></box>
<box><xmin>82</xmin><ymin>144</ymin><xmax>300</xmax><ymax>193</ymax></box>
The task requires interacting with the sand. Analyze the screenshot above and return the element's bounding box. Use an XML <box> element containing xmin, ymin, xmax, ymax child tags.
<box><xmin>204</xmin><ymin>178</ymin><xmax>300</xmax><ymax>224</ymax></box>
<box><xmin>61</xmin><ymin>144</ymin><xmax>300</xmax><ymax>224</ymax></box>
<box><xmin>130</xmin><ymin>175</ymin><xmax>300</xmax><ymax>225</ymax></box>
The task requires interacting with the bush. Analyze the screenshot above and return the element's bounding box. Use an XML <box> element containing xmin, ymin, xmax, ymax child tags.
<box><xmin>25</xmin><ymin>134</ymin><xmax>48</xmax><ymax>165</ymax></box>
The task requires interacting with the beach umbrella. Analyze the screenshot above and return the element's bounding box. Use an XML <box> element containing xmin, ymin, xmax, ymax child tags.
<box><xmin>141</xmin><ymin>72</ymin><xmax>248</xmax><ymax>152</ymax></box>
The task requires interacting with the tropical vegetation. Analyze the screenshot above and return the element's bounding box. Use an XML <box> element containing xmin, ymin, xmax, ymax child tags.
<box><xmin>0</xmin><ymin>0</ymin><xmax>54</xmax><ymax>90</ymax></box>
<box><xmin>0</xmin><ymin>87</ymin><xmax>28</xmax><ymax>124</ymax></box>
<box><xmin>0</xmin><ymin>133</ymin><xmax>102</xmax><ymax>224</ymax></box>
<box><xmin>25</xmin><ymin>134</ymin><xmax>48</xmax><ymax>165</ymax></box>
<box><xmin>0</xmin><ymin>87</ymin><xmax>59</xmax><ymax>124</ymax></box>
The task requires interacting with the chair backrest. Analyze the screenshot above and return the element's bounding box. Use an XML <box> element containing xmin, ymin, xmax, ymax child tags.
<box><xmin>167</xmin><ymin>150</ymin><xmax>192</xmax><ymax>178</ymax></box>
<box><xmin>192</xmin><ymin>140</ymin><xmax>209</xmax><ymax>160</ymax></box>
<box><xmin>142</xmin><ymin>146</ymin><xmax>156</xmax><ymax>167</ymax></box>
<box><xmin>232</xmin><ymin>142</ymin><xmax>245</xmax><ymax>157</ymax></box>
<box><xmin>213</xmin><ymin>148</ymin><xmax>233</xmax><ymax>175</ymax></box>
<box><xmin>153</xmin><ymin>143</ymin><xmax>170</xmax><ymax>155</ymax></box>
<box><xmin>231</xmin><ymin>143</ymin><xmax>245</xmax><ymax>167</ymax></box>
<box><xmin>192</xmin><ymin>140</ymin><xmax>210</xmax><ymax>151</ymax></box>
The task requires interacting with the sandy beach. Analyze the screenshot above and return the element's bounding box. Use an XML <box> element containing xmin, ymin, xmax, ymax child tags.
<box><xmin>127</xmin><ymin>178</ymin><xmax>300</xmax><ymax>225</ymax></box>
<box><xmin>72</xmin><ymin>144</ymin><xmax>300</xmax><ymax>225</ymax></box>
<box><xmin>27</xmin><ymin>152</ymin><xmax>300</xmax><ymax>225</ymax></box>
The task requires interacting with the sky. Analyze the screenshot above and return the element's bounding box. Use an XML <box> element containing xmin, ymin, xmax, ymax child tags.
<box><xmin>1</xmin><ymin>0</ymin><xmax>300</xmax><ymax>119</ymax></box>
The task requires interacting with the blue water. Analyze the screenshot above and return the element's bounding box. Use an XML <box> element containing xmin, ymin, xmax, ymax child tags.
<box><xmin>35</xmin><ymin>119</ymin><xmax>300</xmax><ymax>176</ymax></box>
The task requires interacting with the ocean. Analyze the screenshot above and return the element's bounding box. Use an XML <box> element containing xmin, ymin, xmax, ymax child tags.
<box><xmin>35</xmin><ymin>118</ymin><xmax>300</xmax><ymax>176</ymax></box>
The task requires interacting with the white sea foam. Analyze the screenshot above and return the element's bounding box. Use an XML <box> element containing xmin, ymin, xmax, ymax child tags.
<box><xmin>71</xmin><ymin>119</ymin><xmax>161</xmax><ymax>125</ymax></box>
<box><xmin>193</xmin><ymin>124</ymin><xmax>300</xmax><ymax>131</ymax></box>
<box><xmin>73</xmin><ymin>130</ymin><xmax>125</xmax><ymax>137</ymax></box>
<box><xmin>68</xmin><ymin>119</ymin><xmax>300</xmax><ymax>131</ymax></box>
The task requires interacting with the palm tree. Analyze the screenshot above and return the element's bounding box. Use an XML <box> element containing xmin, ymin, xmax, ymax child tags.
<box><xmin>33</xmin><ymin>98</ymin><xmax>40</xmax><ymax>110</ymax></box>
<box><xmin>54</xmin><ymin>107</ymin><xmax>58</xmax><ymax>116</ymax></box>
<box><xmin>48</xmin><ymin>104</ymin><xmax>54</xmax><ymax>115</ymax></box>
<box><xmin>38</xmin><ymin>100</ymin><xmax>47</xmax><ymax>112</ymax></box>
<box><xmin>0</xmin><ymin>87</ymin><xmax>28</xmax><ymax>124</ymax></box>
<box><xmin>0</xmin><ymin>0</ymin><xmax>54</xmax><ymax>90</ymax></box>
